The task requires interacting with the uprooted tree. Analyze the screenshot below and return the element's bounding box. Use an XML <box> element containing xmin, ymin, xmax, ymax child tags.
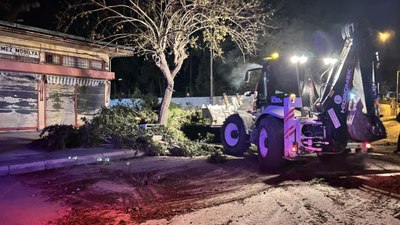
<box><xmin>59</xmin><ymin>0</ymin><xmax>273</xmax><ymax>126</ymax></box>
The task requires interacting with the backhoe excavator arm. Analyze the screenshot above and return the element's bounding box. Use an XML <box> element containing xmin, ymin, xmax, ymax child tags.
<box><xmin>318</xmin><ymin>23</ymin><xmax>385</xmax><ymax>144</ymax></box>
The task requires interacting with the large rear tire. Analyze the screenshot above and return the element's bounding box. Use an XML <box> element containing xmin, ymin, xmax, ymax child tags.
<box><xmin>257</xmin><ymin>117</ymin><xmax>284</xmax><ymax>171</ymax></box>
<box><xmin>221</xmin><ymin>114</ymin><xmax>250</xmax><ymax>156</ymax></box>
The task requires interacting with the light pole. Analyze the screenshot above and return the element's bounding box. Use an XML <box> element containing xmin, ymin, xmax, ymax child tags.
<box><xmin>397</xmin><ymin>70</ymin><xmax>399</xmax><ymax>115</ymax></box>
<box><xmin>209</xmin><ymin>28</ymin><xmax>215</xmax><ymax>105</ymax></box>
<box><xmin>113</xmin><ymin>78</ymin><xmax>123</xmax><ymax>99</ymax></box>
<box><xmin>189</xmin><ymin>55</ymin><xmax>192</xmax><ymax>96</ymax></box>
<box><xmin>210</xmin><ymin>47</ymin><xmax>214</xmax><ymax>104</ymax></box>
<box><xmin>290</xmin><ymin>55</ymin><xmax>308</xmax><ymax>97</ymax></box>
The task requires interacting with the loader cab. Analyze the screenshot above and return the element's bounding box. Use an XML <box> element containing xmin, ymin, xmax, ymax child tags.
<box><xmin>240</xmin><ymin>67</ymin><xmax>261</xmax><ymax>96</ymax></box>
<box><xmin>256</xmin><ymin>59</ymin><xmax>300</xmax><ymax>109</ymax></box>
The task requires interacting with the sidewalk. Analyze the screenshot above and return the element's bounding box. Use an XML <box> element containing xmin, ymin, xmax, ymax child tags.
<box><xmin>0</xmin><ymin>131</ymin><xmax>139</xmax><ymax>176</ymax></box>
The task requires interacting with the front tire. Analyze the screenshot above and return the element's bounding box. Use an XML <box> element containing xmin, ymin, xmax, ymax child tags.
<box><xmin>257</xmin><ymin>117</ymin><xmax>284</xmax><ymax>171</ymax></box>
<box><xmin>221</xmin><ymin>114</ymin><xmax>250</xmax><ymax>156</ymax></box>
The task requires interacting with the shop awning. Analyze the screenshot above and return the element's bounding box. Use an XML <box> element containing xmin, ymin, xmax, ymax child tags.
<box><xmin>46</xmin><ymin>75</ymin><xmax>106</xmax><ymax>86</ymax></box>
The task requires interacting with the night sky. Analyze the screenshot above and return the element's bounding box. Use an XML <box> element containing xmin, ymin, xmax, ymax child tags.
<box><xmin>6</xmin><ymin>1</ymin><xmax>400</xmax><ymax>31</ymax></box>
<box><xmin>2</xmin><ymin>0</ymin><xmax>400</xmax><ymax>94</ymax></box>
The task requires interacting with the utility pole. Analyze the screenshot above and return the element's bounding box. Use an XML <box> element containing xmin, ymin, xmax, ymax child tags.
<box><xmin>210</xmin><ymin>44</ymin><xmax>214</xmax><ymax>104</ymax></box>
<box><xmin>397</xmin><ymin>70</ymin><xmax>399</xmax><ymax>115</ymax></box>
<box><xmin>113</xmin><ymin>81</ymin><xmax>117</xmax><ymax>99</ymax></box>
<box><xmin>190</xmin><ymin>56</ymin><xmax>192</xmax><ymax>96</ymax></box>
<box><xmin>113</xmin><ymin>78</ymin><xmax>122</xmax><ymax>99</ymax></box>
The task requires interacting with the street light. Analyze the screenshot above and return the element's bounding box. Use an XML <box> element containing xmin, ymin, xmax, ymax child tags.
<box><xmin>378</xmin><ymin>31</ymin><xmax>394</xmax><ymax>44</ymax></box>
<box><xmin>290</xmin><ymin>55</ymin><xmax>308</xmax><ymax>96</ymax></box>
<box><xmin>397</xmin><ymin>70</ymin><xmax>399</xmax><ymax>115</ymax></box>
<box><xmin>290</xmin><ymin>55</ymin><xmax>308</xmax><ymax>64</ymax></box>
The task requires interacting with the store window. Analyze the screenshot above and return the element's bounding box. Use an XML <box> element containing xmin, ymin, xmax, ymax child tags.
<box><xmin>45</xmin><ymin>53</ymin><xmax>61</xmax><ymax>65</ymax></box>
<box><xmin>77</xmin><ymin>58</ymin><xmax>89</xmax><ymax>69</ymax></box>
<box><xmin>44</xmin><ymin>52</ymin><xmax>105</xmax><ymax>71</ymax></box>
<box><xmin>63</xmin><ymin>56</ymin><xmax>76</xmax><ymax>67</ymax></box>
<box><xmin>91</xmin><ymin>60</ymin><xmax>103</xmax><ymax>70</ymax></box>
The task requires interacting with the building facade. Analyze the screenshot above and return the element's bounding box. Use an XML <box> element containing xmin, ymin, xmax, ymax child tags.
<box><xmin>0</xmin><ymin>21</ymin><xmax>130</xmax><ymax>131</ymax></box>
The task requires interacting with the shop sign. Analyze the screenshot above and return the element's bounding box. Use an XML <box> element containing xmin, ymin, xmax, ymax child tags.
<box><xmin>0</xmin><ymin>45</ymin><xmax>40</xmax><ymax>59</ymax></box>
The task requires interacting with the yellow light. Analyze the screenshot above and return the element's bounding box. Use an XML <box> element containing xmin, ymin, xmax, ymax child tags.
<box><xmin>271</xmin><ymin>52</ymin><xmax>279</xmax><ymax>59</ymax></box>
<box><xmin>378</xmin><ymin>31</ymin><xmax>394</xmax><ymax>43</ymax></box>
<box><xmin>265</xmin><ymin>52</ymin><xmax>280</xmax><ymax>60</ymax></box>
<box><xmin>366</xmin><ymin>143</ymin><xmax>371</xmax><ymax>149</ymax></box>
<box><xmin>289</xmin><ymin>94</ymin><xmax>296</xmax><ymax>100</ymax></box>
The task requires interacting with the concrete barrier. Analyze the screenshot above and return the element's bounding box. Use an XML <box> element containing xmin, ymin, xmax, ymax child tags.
<box><xmin>110</xmin><ymin>96</ymin><xmax>232</xmax><ymax>109</ymax></box>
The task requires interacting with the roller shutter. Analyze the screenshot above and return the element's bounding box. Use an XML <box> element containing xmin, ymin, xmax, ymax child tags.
<box><xmin>45</xmin><ymin>75</ymin><xmax>106</xmax><ymax>127</ymax></box>
<box><xmin>0</xmin><ymin>72</ymin><xmax>38</xmax><ymax>130</ymax></box>
<box><xmin>77</xmin><ymin>84</ymin><xmax>105</xmax><ymax>125</ymax></box>
<box><xmin>46</xmin><ymin>84</ymin><xmax>75</xmax><ymax>126</ymax></box>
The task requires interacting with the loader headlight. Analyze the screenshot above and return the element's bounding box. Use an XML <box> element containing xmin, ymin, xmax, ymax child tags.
<box><xmin>265</xmin><ymin>52</ymin><xmax>280</xmax><ymax>60</ymax></box>
<box><xmin>290</xmin><ymin>94</ymin><xmax>296</xmax><ymax>101</ymax></box>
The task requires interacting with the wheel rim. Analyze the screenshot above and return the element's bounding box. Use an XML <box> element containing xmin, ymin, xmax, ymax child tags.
<box><xmin>225</xmin><ymin>123</ymin><xmax>239</xmax><ymax>146</ymax></box>
<box><xmin>259</xmin><ymin>128</ymin><xmax>268</xmax><ymax>158</ymax></box>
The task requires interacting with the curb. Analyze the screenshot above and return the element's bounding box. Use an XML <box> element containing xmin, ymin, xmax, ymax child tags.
<box><xmin>9</xmin><ymin>161</ymin><xmax>45</xmax><ymax>175</ymax></box>
<box><xmin>0</xmin><ymin>165</ymin><xmax>8</xmax><ymax>176</ymax></box>
<box><xmin>0</xmin><ymin>149</ymin><xmax>138</xmax><ymax>176</ymax></box>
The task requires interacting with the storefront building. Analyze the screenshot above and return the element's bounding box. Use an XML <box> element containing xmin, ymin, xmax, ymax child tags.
<box><xmin>0</xmin><ymin>21</ymin><xmax>131</xmax><ymax>131</ymax></box>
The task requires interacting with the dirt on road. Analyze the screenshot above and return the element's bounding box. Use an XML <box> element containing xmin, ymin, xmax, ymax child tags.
<box><xmin>11</xmin><ymin>152</ymin><xmax>400</xmax><ymax>225</ymax></box>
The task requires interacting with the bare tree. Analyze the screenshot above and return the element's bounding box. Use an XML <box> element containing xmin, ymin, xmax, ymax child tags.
<box><xmin>59</xmin><ymin>0</ymin><xmax>272</xmax><ymax>125</ymax></box>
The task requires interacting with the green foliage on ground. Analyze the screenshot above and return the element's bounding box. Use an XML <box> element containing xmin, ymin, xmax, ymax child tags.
<box><xmin>207</xmin><ymin>149</ymin><xmax>228</xmax><ymax>164</ymax></box>
<box><xmin>83</xmin><ymin>104</ymin><xmax>158</xmax><ymax>148</ymax></box>
<box><xmin>31</xmin><ymin>96</ymin><xmax>225</xmax><ymax>161</ymax></box>
<box><xmin>31</xmin><ymin>124</ymin><xmax>81</xmax><ymax>151</ymax></box>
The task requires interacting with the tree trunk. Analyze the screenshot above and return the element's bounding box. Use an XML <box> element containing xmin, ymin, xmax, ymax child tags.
<box><xmin>156</xmin><ymin>51</ymin><xmax>185</xmax><ymax>126</ymax></box>
<box><xmin>159</xmin><ymin>80</ymin><xmax>174</xmax><ymax>126</ymax></box>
